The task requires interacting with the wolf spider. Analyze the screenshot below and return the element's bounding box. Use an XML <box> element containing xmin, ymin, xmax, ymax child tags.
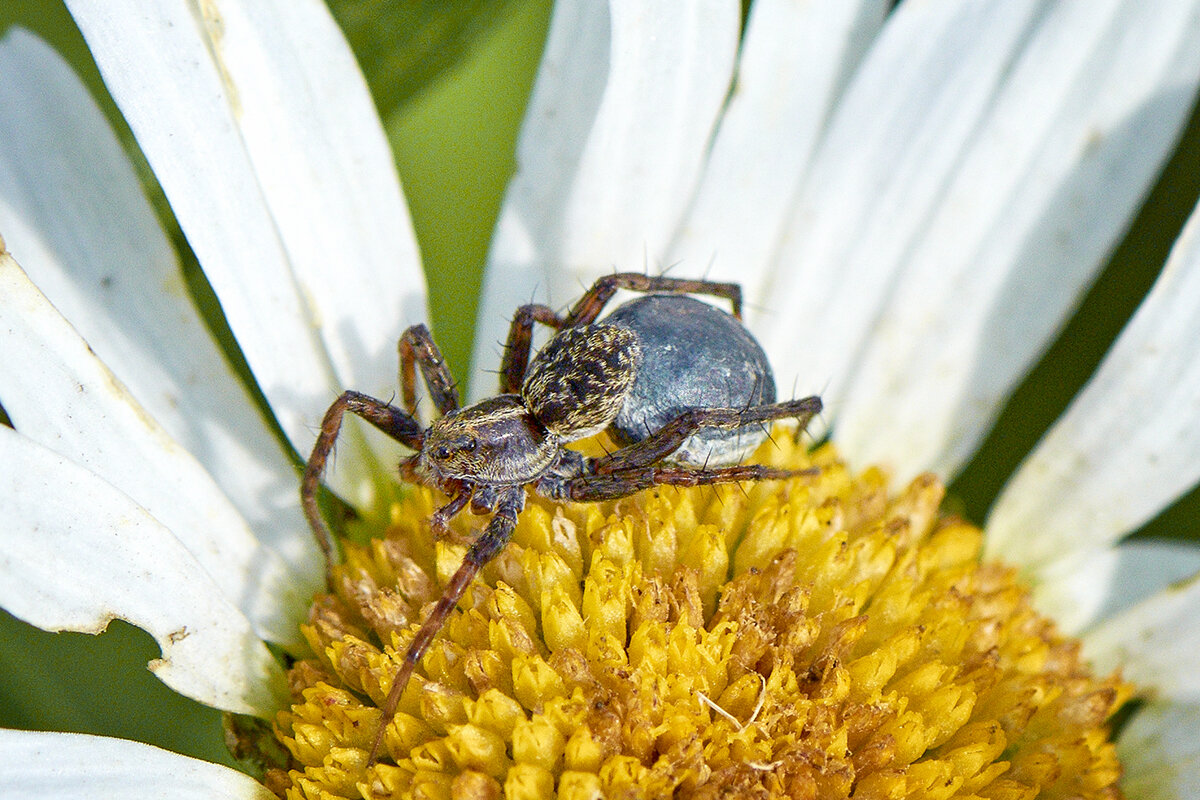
<box><xmin>301</xmin><ymin>273</ymin><xmax>822</xmax><ymax>763</ymax></box>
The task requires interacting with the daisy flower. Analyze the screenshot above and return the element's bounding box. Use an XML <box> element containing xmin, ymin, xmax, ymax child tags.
<box><xmin>2</xmin><ymin>1</ymin><xmax>1200</xmax><ymax>799</ymax></box>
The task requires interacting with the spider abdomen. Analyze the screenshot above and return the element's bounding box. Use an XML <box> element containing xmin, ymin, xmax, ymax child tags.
<box><xmin>604</xmin><ymin>294</ymin><xmax>776</xmax><ymax>466</ymax></box>
<box><xmin>522</xmin><ymin>324</ymin><xmax>642</xmax><ymax>440</ymax></box>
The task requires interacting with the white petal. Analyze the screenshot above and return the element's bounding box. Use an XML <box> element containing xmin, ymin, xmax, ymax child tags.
<box><xmin>988</xmin><ymin>197</ymin><xmax>1200</xmax><ymax>571</ymax></box>
<box><xmin>667</xmin><ymin>0</ymin><xmax>888</xmax><ymax>305</ymax></box>
<box><xmin>0</xmin><ymin>251</ymin><xmax>307</xmax><ymax>649</ymax></box>
<box><xmin>0</xmin><ymin>28</ymin><xmax>320</xmax><ymax>589</ymax></box>
<box><xmin>1095</xmin><ymin>541</ymin><xmax>1200</xmax><ymax>622</ymax></box>
<box><xmin>1083</xmin><ymin>570</ymin><xmax>1200</xmax><ymax>701</ymax></box>
<box><xmin>192</xmin><ymin>0</ymin><xmax>426</xmax><ymax>395</ymax></box>
<box><xmin>835</xmin><ymin>0</ymin><xmax>1200</xmax><ymax>481</ymax></box>
<box><xmin>1118</xmin><ymin>701</ymin><xmax>1200</xmax><ymax>799</ymax></box>
<box><xmin>472</xmin><ymin>0</ymin><xmax>740</xmax><ymax>395</ymax></box>
<box><xmin>753</xmin><ymin>1</ymin><xmax>1043</xmax><ymax>404</ymax></box>
<box><xmin>1016</xmin><ymin>540</ymin><xmax>1200</xmax><ymax>634</ymax></box>
<box><xmin>64</xmin><ymin>0</ymin><xmax>425</xmax><ymax>499</ymax></box>
<box><xmin>759</xmin><ymin>0</ymin><xmax>1200</xmax><ymax>481</ymax></box>
<box><xmin>0</xmin><ymin>730</ymin><xmax>274</xmax><ymax>799</ymax></box>
<box><xmin>0</xmin><ymin>427</ymin><xmax>285</xmax><ymax>717</ymax></box>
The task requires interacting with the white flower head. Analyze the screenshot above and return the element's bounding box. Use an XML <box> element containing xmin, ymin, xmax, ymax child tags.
<box><xmin>2</xmin><ymin>0</ymin><xmax>1200</xmax><ymax>797</ymax></box>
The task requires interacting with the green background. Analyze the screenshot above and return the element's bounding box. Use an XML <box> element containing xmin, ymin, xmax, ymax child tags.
<box><xmin>1</xmin><ymin>0</ymin><xmax>1198</xmax><ymax>772</ymax></box>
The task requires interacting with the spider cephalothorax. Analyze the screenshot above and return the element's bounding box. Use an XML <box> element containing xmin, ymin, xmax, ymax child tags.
<box><xmin>301</xmin><ymin>273</ymin><xmax>822</xmax><ymax>762</ymax></box>
<box><xmin>416</xmin><ymin>395</ymin><xmax>558</xmax><ymax>485</ymax></box>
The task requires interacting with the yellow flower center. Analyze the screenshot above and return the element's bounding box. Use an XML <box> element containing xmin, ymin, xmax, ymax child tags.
<box><xmin>269</xmin><ymin>438</ymin><xmax>1130</xmax><ymax>799</ymax></box>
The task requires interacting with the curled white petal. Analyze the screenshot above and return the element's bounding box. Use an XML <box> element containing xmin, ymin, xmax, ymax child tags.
<box><xmin>0</xmin><ymin>427</ymin><xmax>285</xmax><ymax>717</ymax></box>
<box><xmin>988</xmin><ymin>194</ymin><xmax>1200</xmax><ymax>571</ymax></box>
<box><xmin>0</xmin><ymin>28</ymin><xmax>320</xmax><ymax>587</ymax></box>
<box><xmin>0</xmin><ymin>251</ymin><xmax>307</xmax><ymax>649</ymax></box>
<box><xmin>0</xmin><ymin>729</ymin><xmax>275</xmax><ymax>799</ymax></box>
<box><xmin>188</xmin><ymin>0</ymin><xmax>426</xmax><ymax>398</ymax></box>
<box><xmin>835</xmin><ymin>0</ymin><xmax>1200</xmax><ymax>482</ymax></box>
<box><xmin>473</xmin><ymin>0</ymin><xmax>740</xmax><ymax>395</ymax></box>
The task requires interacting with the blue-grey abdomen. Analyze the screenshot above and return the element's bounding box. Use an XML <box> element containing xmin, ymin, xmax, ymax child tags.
<box><xmin>604</xmin><ymin>294</ymin><xmax>776</xmax><ymax>466</ymax></box>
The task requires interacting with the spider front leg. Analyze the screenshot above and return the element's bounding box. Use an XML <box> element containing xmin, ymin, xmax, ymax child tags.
<box><xmin>399</xmin><ymin>323</ymin><xmax>460</xmax><ymax>416</ymax></box>
<box><xmin>304</xmin><ymin>324</ymin><xmax>460</xmax><ymax>584</ymax></box>
<box><xmin>301</xmin><ymin>392</ymin><xmax>424</xmax><ymax>583</ymax></box>
<box><xmin>368</xmin><ymin>485</ymin><xmax>525</xmax><ymax>765</ymax></box>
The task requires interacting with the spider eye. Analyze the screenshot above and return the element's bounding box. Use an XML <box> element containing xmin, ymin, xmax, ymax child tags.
<box><xmin>432</xmin><ymin>436</ymin><xmax>476</xmax><ymax>461</ymax></box>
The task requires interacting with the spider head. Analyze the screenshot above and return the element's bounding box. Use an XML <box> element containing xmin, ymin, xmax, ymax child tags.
<box><xmin>415</xmin><ymin>394</ymin><xmax>560</xmax><ymax>485</ymax></box>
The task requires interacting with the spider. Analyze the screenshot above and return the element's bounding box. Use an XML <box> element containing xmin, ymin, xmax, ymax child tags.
<box><xmin>300</xmin><ymin>273</ymin><xmax>822</xmax><ymax>763</ymax></box>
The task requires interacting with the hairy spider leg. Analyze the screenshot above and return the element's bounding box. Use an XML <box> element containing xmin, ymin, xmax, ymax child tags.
<box><xmin>499</xmin><ymin>273</ymin><xmax>746</xmax><ymax>393</ymax></box>
<box><xmin>367</xmin><ymin>485</ymin><xmax>525</xmax><ymax>765</ymax></box>
<box><xmin>562</xmin><ymin>272</ymin><xmax>744</xmax><ymax>328</ymax></box>
<box><xmin>427</xmin><ymin>485</ymin><xmax>473</xmax><ymax>533</ymax></box>
<box><xmin>399</xmin><ymin>323</ymin><xmax>460</xmax><ymax>415</ymax></box>
<box><xmin>556</xmin><ymin>462</ymin><xmax>816</xmax><ymax>502</ymax></box>
<box><xmin>592</xmin><ymin>395</ymin><xmax>823</xmax><ymax>474</ymax></box>
<box><xmin>499</xmin><ymin>303</ymin><xmax>566</xmax><ymax>393</ymax></box>
<box><xmin>301</xmin><ymin>392</ymin><xmax>423</xmax><ymax>582</ymax></box>
<box><xmin>303</xmin><ymin>323</ymin><xmax>461</xmax><ymax>583</ymax></box>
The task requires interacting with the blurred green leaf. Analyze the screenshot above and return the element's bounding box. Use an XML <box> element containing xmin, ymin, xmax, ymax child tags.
<box><xmin>328</xmin><ymin>0</ymin><xmax>519</xmax><ymax>116</ymax></box>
